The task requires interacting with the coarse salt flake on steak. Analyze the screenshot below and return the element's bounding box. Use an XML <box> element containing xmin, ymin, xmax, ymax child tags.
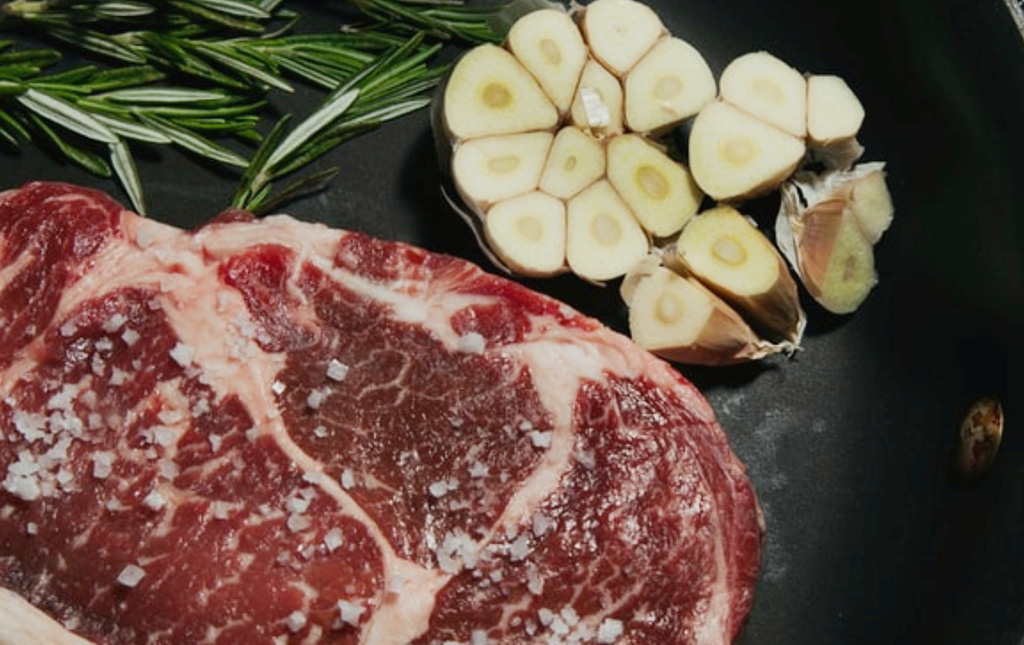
<box><xmin>0</xmin><ymin>182</ymin><xmax>762</xmax><ymax>645</ymax></box>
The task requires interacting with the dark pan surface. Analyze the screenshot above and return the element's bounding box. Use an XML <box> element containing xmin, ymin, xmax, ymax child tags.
<box><xmin>4</xmin><ymin>1</ymin><xmax>1024</xmax><ymax>643</ymax></box>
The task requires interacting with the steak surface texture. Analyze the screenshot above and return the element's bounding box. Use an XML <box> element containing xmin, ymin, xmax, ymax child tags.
<box><xmin>0</xmin><ymin>182</ymin><xmax>761</xmax><ymax>645</ymax></box>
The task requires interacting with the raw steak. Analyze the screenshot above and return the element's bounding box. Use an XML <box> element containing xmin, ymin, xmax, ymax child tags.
<box><xmin>0</xmin><ymin>182</ymin><xmax>762</xmax><ymax>644</ymax></box>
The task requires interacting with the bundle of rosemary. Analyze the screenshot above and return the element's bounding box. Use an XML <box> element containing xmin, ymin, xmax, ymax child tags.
<box><xmin>0</xmin><ymin>0</ymin><xmax>505</xmax><ymax>214</ymax></box>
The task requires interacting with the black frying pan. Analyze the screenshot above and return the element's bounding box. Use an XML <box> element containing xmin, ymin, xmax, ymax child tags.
<box><xmin>4</xmin><ymin>1</ymin><xmax>1023</xmax><ymax>642</ymax></box>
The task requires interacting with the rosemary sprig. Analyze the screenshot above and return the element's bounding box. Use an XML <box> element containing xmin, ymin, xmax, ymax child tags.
<box><xmin>0</xmin><ymin>0</ymin><xmax>509</xmax><ymax>214</ymax></box>
<box><xmin>0</xmin><ymin>47</ymin><xmax>265</xmax><ymax>212</ymax></box>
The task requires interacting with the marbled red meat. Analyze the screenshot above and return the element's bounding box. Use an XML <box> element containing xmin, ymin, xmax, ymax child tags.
<box><xmin>0</xmin><ymin>182</ymin><xmax>761</xmax><ymax>644</ymax></box>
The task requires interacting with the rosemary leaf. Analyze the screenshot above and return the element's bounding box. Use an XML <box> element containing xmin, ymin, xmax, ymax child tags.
<box><xmin>109</xmin><ymin>138</ymin><xmax>146</xmax><ymax>214</ymax></box>
<box><xmin>250</xmin><ymin>166</ymin><xmax>339</xmax><ymax>216</ymax></box>
<box><xmin>92</xmin><ymin>112</ymin><xmax>173</xmax><ymax>144</ymax></box>
<box><xmin>98</xmin><ymin>87</ymin><xmax>237</xmax><ymax>104</ymax></box>
<box><xmin>27</xmin><ymin>112</ymin><xmax>113</xmax><ymax>177</ymax></box>
<box><xmin>168</xmin><ymin>0</ymin><xmax>268</xmax><ymax>32</ymax></box>
<box><xmin>136</xmin><ymin>110</ymin><xmax>249</xmax><ymax>167</ymax></box>
<box><xmin>0</xmin><ymin>114</ymin><xmax>23</xmax><ymax>149</ymax></box>
<box><xmin>82</xmin><ymin>66</ymin><xmax>167</xmax><ymax>92</ymax></box>
<box><xmin>263</xmin><ymin>87</ymin><xmax>359</xmax><ymax>170</ymax></box>
<box><xmin>0</xmin><ymin>80</ymin><xmax>25</xmax><ymax>95</ymax></box>
<box><xmin>335</xmin><ymin>96</ymin><xmax>430</xmax><ymax>130</ymax></box>
<box><xmin>32</xmin><ymin>66</ymin><xmax>101</xmax><ymax>87</ymax></box>
<box><xmin>192</xmin><ymin>42</ymin><xmax>292</xmax><ymax>92</ymax></box>
<box><xmin>185</xmin><ymin>0</ymin><xmax>273</xmax><ymax>19</ymax></box>
<box><xmin>230</xmin><ymin>111</ymin><xmax>291</xmax><ymax>207</ymax></box>
<box><xmin>45</xmin><ymin>25</ymin><xmax>148</xmax><ymax>64</ymax></box>
<box><xmin>269</xmin><ymin>131</ymin><xmax>349</xmax><ymax>179</ymax></box>
<box><xmin>0</xmin><ymin>49</ymin><xmax>62</xmax><ymax>69</ymax></box>
<box><xmin>94</xmin><ymin>2</ymin><xmax>158</xmax><ymax>19</ymax></box>
<box><xmin>17</xmin><ymin>88</ymin><xmax>120</xmax><ymax>144</ymax></box>
<box><xmin>0</xmin><ymin>107</ymin><xmax>30</xmax><ymax>142</ymax></box>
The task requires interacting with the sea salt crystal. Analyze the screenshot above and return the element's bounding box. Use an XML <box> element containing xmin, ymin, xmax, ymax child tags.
<box><xmin>509</xmin><ymin>534</ymin><xmax>530</xmax><ymax>562</ymax></box>
<box><xmin>13</xmin><ymin>411</ymin><xmax>46</xmax><ymax>442</ymax></box>
<box><xmin>212</xmin><ymin>501</ymin><xmax>230</xmax><ymax>520</ymax></box>
<box><xmin>152</xmin><ymin>426</ymin><xmax>176</xmax><ymax>447</ymax></box>
<box><xmin>458</xmin><ymin>332</ymin><xmax>485</xmax><ymax>354</ymax></box>
<box><xmin>340</xmin><ymin>468</ymin><xmax>355</xmax><ymax>490</ymax></box>
<box><xmin>286</xmin><ymin>611</ymin><xmax>307</xmax><ymax>633</ymax></box>
<box><xmin>158</xmin><ymin>460</ymin><xmax>180</xmax><ymax>480</ymax></box>
<box><xmin>326</xmin><ymin>359</ymin><xmax>349</xmax><ymax>382</ymax></box>
<box><xmin>47</xmin><ymin>385</ymin><xmax>77</xmax><ymax>411</ymax></box>
<box><xmin>324</xmin><ymin>528</ymin><xmax>345</xmax><ymax>552</ymax></box>
<box><xmin>121</xmin><ymin>329</ymin><xmax>140</xmax><ymax>346</ymax></box>
<box><xmin>55</xmin><ymin>468</ymin><xmax>74</xmax><ymax>489</ymax></box>
<box><xmin>2</xmin><ymin>474</ymin><xmax>40</xmax><ymax>502</ymax></box>
<box><xmin>560</xmin><ymin>607</ymin><xmax>580</xmax><ymax>627</ymax></box>
<box><xmin>287</xmin><ymin>513</ymin><xmax>312</xmax><ymax>533</ymax></box>
<box><xmin>143</xmin><ymin>490</ymin><xmax>166</xmax><ymax>511</ymax></box>
<box><xmin>532</xmin><ymin>511</ymin><xmax>553</xmax><ymax>537</ymax></box>
<box><xmin>468</xmin><ymin>461</ymin><xmax>489</xmax><ymax>478</ymax></box>
<box><xmin>306</xmin><ymin>388</ymin><xmax>328</xmax><ymax>410</ymax></box>
<box><xmin>286</xmin><ymin>496</ymin><xmax>311</xmax><ymax>514</ymax></box>
<box><xmin>271</xmin><ymin>380</ymin><xmax>286</xmax><ymax>395</ymax></box>
<box><xmin>110</xmin><ymin>367</ymin><xmax>128</xmax><ymax>386</ymax></box>
<box><xmin>529</xmin><ymin>431</ymin><xmax>553</xmax><ymax>449</ymax></box>
<box><xmin>527</xmin><ymin>566</ymin><xmax>544</xmax><ymax>596</ymax></box>
<box><xmin>169</xmin><ymin>342</ymin><xmax>194</xmax><ymax>368</ymax></box>
<box><xmin>550</xmin><ymin>616</ymin><xmax>569</xmax><ymax>636</ymax></box>
<box><xmin>158</xmin><ymin>409</ymin><xmax>184</xmax><ymax>425</ymax></box>
<box><xmin>575</xmin><ymin>449</ymin><xmax>596</xmax><ymax>470</ymax></box>
<box><xmin>428</xmin><ymin>480</ymin><xmax>450</xmax><ymax>498</ymax></box>
<box><xmin>538</xmin><ymin>608</ymin><xmax>555</xmax><ymax>627</ymax></box>
<box><xmin>116</xmin><ymin>564</ymin><xmax>146</xmax><ymax>588</ymax></box>
<box><xmin>102</xmin><ymin>313</ymin><xmax>127</xmax><ymax>333</ymax></box>
<box><xmin>337</xmin><ymin>600</ymin><xmax>365</xmax><ymax>626</ymax></box>
<box><xmin>597</xmin><ymin>618</ymin><xmax>624</xmax><ymax>644</ymax></box>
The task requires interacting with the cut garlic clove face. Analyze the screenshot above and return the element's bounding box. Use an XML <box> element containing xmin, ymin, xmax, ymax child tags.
<box><xmin>688</xmin><ymin>101</ymin><xmax>805</xmax><ymax>201</ymax></box>
<box><xmin>580</xmin><ymin>0</ymin><xmax>666</xmax><ymax>77</ymax></box>
<box><xmin>507</xmin><ymin>8</ymin><xmax>589</xmax><ymax>114</ymax></box>
<box><xmin>485</xmin><ymin>191</ymin><xmax>567</xmax><ymax>277</ymax></box>
<box><xmin>443</xmin><ymin>44</ymin><xmax>559</xmax><ymax>141</ymax></box>
<box><xmin>624</xmin><ymin>36</ymin><xmax>717</xmax><ymax>134</ymax></box>
<box><xmin>807</xmin><ymin>74</ymin><xmax>865</xmax><ymax>145</ymax></box>
<box><xmin>848</xmin><ymin>169</ymin><xmax>894</xmax><ymax>244</ymax></box>
<box><xmin>719</xmin><ymin>50</ymin><xmax>807</xmax><ymax>139</ymax></box>
<box><xmin>605</xmin><ymin>134</ymin><xmax>702</xmax><ymax>238</ymax></box>
<box><xmin>539</xmin><ymin>126</ymin><xmax>606</xmax><ymax>200</ymax></box>
<box><xmin>452</xmin><ymin>131</ymin><xmax>554</xmax><ymax>210</ymax></box>
<box><xmin>630</xmin><ymin>266</ymin><xmax>715</xmax><ymax>349</ymax></box>
<box><xmin>676</xmin><ymin>205</ymin><xmax>804</xmax><ymax>341</ymax></box>
<box><xmin>798</xmin><ymin>206</ymin><xmax>876</xmax><ymax>314</ymax></box>
<box><xmin>566</xmin><ymin>179</ymin><xmax>649</xmax><ymax>281</ymax></box>
<box><xmin>570</xmin><ymin>58</ymin><xmax>625</xmax><ymax>137</ymax></box>
<box><xmin>629</xmin><ymin>266</ymin><xmax>789</xmax><ymax>366</ymax></box>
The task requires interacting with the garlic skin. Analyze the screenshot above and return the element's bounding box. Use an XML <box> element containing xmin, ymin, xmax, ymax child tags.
<box><xmin>673</xmin><ymin>205</ymin><xmax>806</xmax><ymax>344</ymax></box>
<box><xmin>626</xmin><ymin>264</ymin><xmax>798</xmax><ymax>366</ymax></box>
<box><xmin>956</xmin><ymin>396</ymin><xmax>1004</xmax><ymax>480</ymax></box>
<box><xmin>776</xmin><ymin>162</ymin><xmax>894</xmax><ymax>314</ymax></box>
